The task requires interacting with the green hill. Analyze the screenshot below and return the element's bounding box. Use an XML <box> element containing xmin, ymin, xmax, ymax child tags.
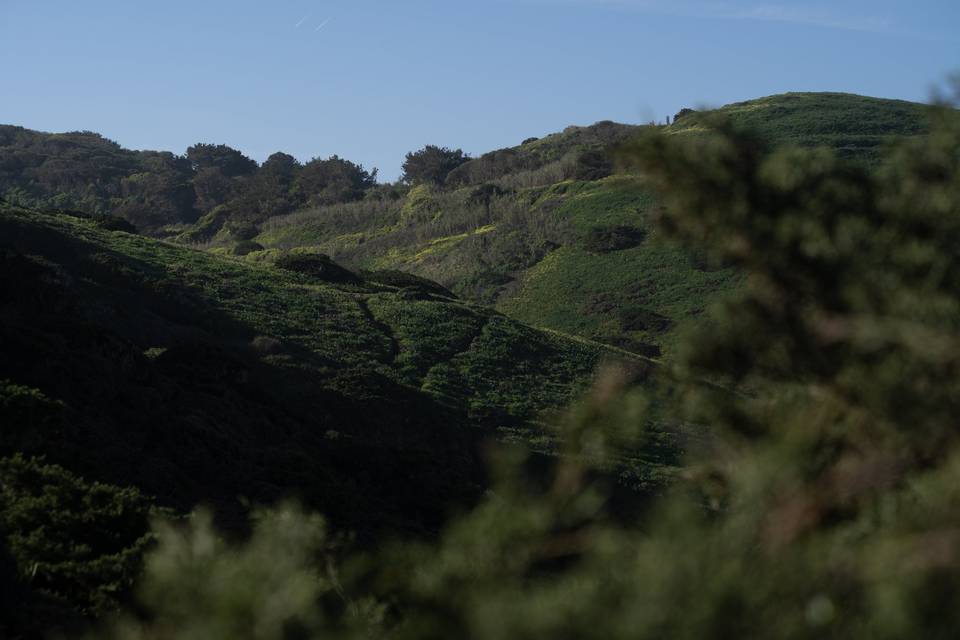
<box><xmin>1</xmin><ymin>200</ymin><xmax>678</xmax><ymax>623</ymax></box>
<box><xmin>1</xmin><ymin>200</ymin><xmax>658</xmax><ymax>522</ymax></box>
<box><xmin>242</xmin><ymin>92</ymin><xmax>929</xmax><ymax>358</ymax></box>
<box><xmin>670</xmin><ymin>91</ymin><xmax>929</xmax><ymax>161</ymax></box>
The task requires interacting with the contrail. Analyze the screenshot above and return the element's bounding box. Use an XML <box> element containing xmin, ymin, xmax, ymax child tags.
<box><xmin>295</xmin><ymin>15</ymin><xmax>307</xmax><ymax>28</ymax></box>
<box><xmin>314</xmin><ymin>17</ymin><xmax>331</xmax><ymax>32</ymax></box>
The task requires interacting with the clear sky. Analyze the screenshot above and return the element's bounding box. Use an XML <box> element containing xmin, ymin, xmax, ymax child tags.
<box><xmin>1</xmin><ymin>0</ymin><xmax>957</xmax><ymax>181</ymax></box>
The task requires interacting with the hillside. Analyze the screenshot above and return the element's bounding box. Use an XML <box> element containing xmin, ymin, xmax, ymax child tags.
<box><xmin>0</xmin><ymin>90</ymin><xmax>949</xmax><ymax>637</ymax></box>
<box><xmin>1</xmin><ymin>200</ymin><xmax>682</xmax><ymax>625</ymax></box>
<box><xmin>670</xmin><ymin>91</ymin><xmax>929</xmax><ymax>160</ymax></box>
<box><xmin>0</xmin><ymin>94</ymin><xmax>930</xmax><ymax>362</ymax></box>
<box><xmin>0</xmin><ymin>200</ymin><xmax>662</xmax><ymax>519</ymax></box>
<box><xmin>240</xmin><ymin>92</ymin><xmax>930</xmax><ymax>358</ymax></box>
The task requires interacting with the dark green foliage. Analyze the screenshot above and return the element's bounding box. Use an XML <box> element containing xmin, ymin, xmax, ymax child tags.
<box><xmin>0</xmin><ymin>454</ymin><xmax>163</xmax><ymax>627</ymax></box>
<box><xmin>446</xmin><ymin>120</ymin><xmax>639</xmax><ymax>188</ymax></box>
<box><xmin>296</xmin><ymin>155</ymin><xmax>378</xmax><ymax>207</ymax></box>
<box><xmin>359</xmin><ymin>269</ymin><xmax>456</xmax><ymax>298</ymax></box>
<box><xmin>0</xmin><ymin>126</ymin><xmax>197</xmax><ymax>230</ymax></box>
<box><xmin>401</xmin><ymin>145</ymin><xmax>470</xmax><ymax>186</ymax></box>
<box><xmin>0</xmin><ymin>380</ymin><xmax>65</xmax><ymax>454</ymax></box>
<box><xmin>186</xmin><ymin>143</ymin><xmax>258</xmax><ymax>177</ymax></box>
<box><xmin>0</xmin><ymin>127</ymin><xmax>378</xmax><ymax>236</ymax></box>
<box><xmin>274</xmin><ymin>252</ymin><xmax>362</xmax><ymax>284</ymax></box>
<box><xmin>580</xmin><ymin>224</ymin><xmax>646</xmax><ymax>252</ymax></box>
<box><xmin>225</xmin><ymin>220</ymin><xmax>259</xmax><ymax>240</ymax></box>
<box><xmin>232</xmin><ymin>239</ymin><xmax>264</xmax><ymax>256</ymax></box>
<box><xmin>44</xmin><ymin>207</ymin><xmax>139</xmax><ymax>233</ymax></box>
<box><xmin>93</xmin><ymin>213</ymin><xmax>139</xmax><ymax>233</ymax></box>
<box><xmin>0</xmin><ymin>205</ymin><xmax>482</xmax><ymax>542</ymax></box>
<box><xmin>0</xmin><ymin>203</ymin><xmax>651</xmax><ymax>640</ymax></box>
<box><xmin>0</xmin><ymin>200</ymin><xmax>630</xmax><ymax>565</ymax></box>
<box><xmin>568</xmin><ymin>148</ymin><xmax>614</xmax><ymax>181</ymax></box>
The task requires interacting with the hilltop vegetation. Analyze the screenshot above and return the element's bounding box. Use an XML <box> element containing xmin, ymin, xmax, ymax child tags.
<box><xmin>0</xmin><ymin>126</ymin><xmax>379</xmax><ymax>236</ymax></box>
<box><xmin>670</xmin><ymin>91</ymin><xmax>929</xmax><ymax>161</ymax></box>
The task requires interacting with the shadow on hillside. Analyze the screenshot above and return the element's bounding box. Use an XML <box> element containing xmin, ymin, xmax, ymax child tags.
<box><xmin>0</xmin><ymin>210</ymin><xmax>483</xmax><ymax>539</ymax></box>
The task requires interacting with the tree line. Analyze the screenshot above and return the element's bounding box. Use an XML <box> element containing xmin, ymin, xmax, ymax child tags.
<box><xmin>0</xmin><ymin>125</ymin><xmax>478</xmax><ymax>235</ymax></box>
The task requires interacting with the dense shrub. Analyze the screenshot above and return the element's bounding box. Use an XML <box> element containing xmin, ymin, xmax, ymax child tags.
<box><xmin>567</xmin><ymin>148</ymin><xmax>614</xmax><ymax>181</ymax></box>
<box><xmin>274</xmin><ymin>253</ymin><xmax>362</xmax><ymax>284</ymax></box>
<box><xmin>359</xmin><ymin>269</ymin><xmax>455</xmax><ymax>298</ymax></box>
<box><xmin>232</xmin><ymin>239</ymin><xmax>264</xmax><ymax>256</ymax></box>
<box><xmin>617</xmin><ymin>306</ymin><xmax>672</xmax><ymax>332</ymax></box>
<box><xmin>401</xmin><ymin>145</ymin><xmax>470</xmax><ymax>186</ymax></box>
<box><xmin>92</xmin><ymin>214</ymin><xmax>138</xmax><ymax>234</ymax></box>
<box><xmin>0</xmin><ymin>127</ymin><xmax>379</xmax><ymax>235</ymax></box>
<box><xmin>580</xmin><ymin>225</ymin><xmax>646</xmax><ymax>252</ymax></box>
<box><xmin>0</xmin><ymin>454</ymin><xmax>164</xmax><ymax>625</ymax></box>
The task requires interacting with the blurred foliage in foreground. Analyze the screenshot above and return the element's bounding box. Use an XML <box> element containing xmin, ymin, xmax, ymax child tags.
<box><xmin>49</xmin><ymin>93</ymin><xmax>960</xmax><ymax>638</ymax></box>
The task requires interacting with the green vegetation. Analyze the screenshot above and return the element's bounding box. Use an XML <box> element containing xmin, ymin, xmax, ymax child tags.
<box><xmin>0</xmin><ymin>199</ymin><xmax>659</xmax><ymax>637</ymax></box>
<box><xmin>0</xmin><ymin>453</ymin><xmax>165</xmax><ymax>629</ymax></box>
<box><xmin>0</xmin><ymin>89</ymin><xmax>952</xmax><ymax>639</ymax></box>
<box><xmin>0</xmin><ymin>127</ymin><xmax>378</xmax><ymax>236</ymax></box>
<box><xmin>401</xmin><ymin>145</ymin><xmax>470</xmax><ymax>185</ymax></box>
<box><xmin>2</xmin><ymin>94</ymin><xmax>926</xmax><ymax>359</ymax></box>
<box><xmin>223</xmin><ymin>94</ymin><xmax>928</xmax><ymax>359</ymax></box>
<box><xmin>55</xmin><ymin>93</ymin><xmax>960</xmax><ymax>640</ymax></box>
<box><xmin>670</xmin><ymin>92</ymin><xmax>929</xmax><ymax>162</ymax></box>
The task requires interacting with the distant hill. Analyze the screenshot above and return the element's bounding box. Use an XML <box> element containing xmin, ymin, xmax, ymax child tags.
<box><xmin>669</xmin><ymin>92</ymin><xmax>929</xmax><ymax>161</ymax></box>
<box><xmin>241</xmin><ymin>92</ymin><xmax>932</xmax><ymax>357</ymax></box>
<box><xmin>0</xmin><ymin>93</ymin><xmax>933</xmax><ymax>360</ymax></box>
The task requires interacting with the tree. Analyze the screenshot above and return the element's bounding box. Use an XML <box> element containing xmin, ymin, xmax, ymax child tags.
<box><xmin>260</xmin><ymin>151</ymin><xmax>300</xmax><ymax>178</ymax></box>
<box><xmin>401</xmin><ymin>145</ymin><xmax>469</xmax><ymax>186</ymax></box>
<box><xmin>295</xmin><ymin>155</ymin><xmax>377</xmax><ymax>207</ymax></box>
<box><xmin>229</xmin><ymin>152</ymin><xmax>302</xmax><ymax>219</ymax></box>
<box><xmin>185</xmin><ymin>143</ymin><xmax>257</xmax><ymax>177</ymax></box>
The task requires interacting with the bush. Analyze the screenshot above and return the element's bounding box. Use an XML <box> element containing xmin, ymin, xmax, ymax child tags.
<box><xmin>401</xmin><ymin>145</ymin><xmax>470</xmax><ymax>186</ymax></box>
<box><xmin>567</xmin><ymin>148</ymin><xmax>614</xmax><ymax>181</ymax></box>
<box><xmin>274</xmin><ymin>253</ymin><xmax>362</xmax><ymax>284</ymax></box>
<box><xmin>0</xmin><ymin>455</ymin><xmax>164</xmax><ymax>624</ymax></box>
<box><xmin>580</xmin><ymin>225</ymin><xmax>646</xmax><ymax>252</ymax></box>
<box><xmin>232</xmin><ymin>240</ymin><xmax>264</xmax><ymax>256</ymax></box>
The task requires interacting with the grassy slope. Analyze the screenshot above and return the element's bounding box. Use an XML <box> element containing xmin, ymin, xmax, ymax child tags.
<box><xmin>671</xmin><ymin>91</ymin><xmax>929</xmax><ymax>159</ymax></box>
<box><xmin>0</xmin><ymin>203</ymin><xmax>671</xmax><ymax>625</ymax></box>
<box><xmin>493</xmin><ymin>177</ymin><xmax>738</xmax><ymax>355</ymax></box>
<box><xmin>497</xmin><ymin>93</ymin><xmax>929</xmax><ymax>350</ymax></box>
<box><xmin>0</xmin><ymin>204</ymin><xmax>654</xmax><ymax>523</ymax></box>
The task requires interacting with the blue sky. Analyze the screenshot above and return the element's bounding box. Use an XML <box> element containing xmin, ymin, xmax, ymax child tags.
<box><xmin>1</xmin><ymin>1</ymin><xmax>957</xmax><ymax>181</ymax></box>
